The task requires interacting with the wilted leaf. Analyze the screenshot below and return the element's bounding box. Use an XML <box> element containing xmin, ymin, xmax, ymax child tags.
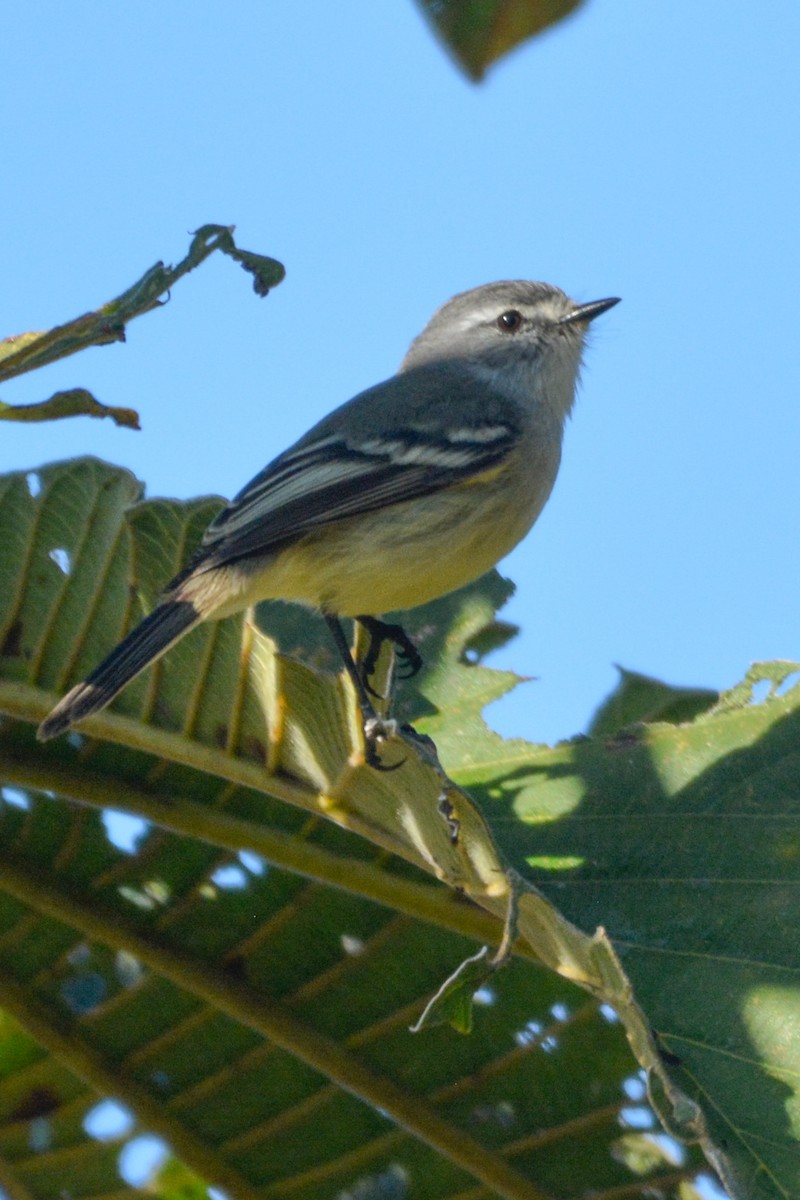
<box><xmin>0</xmin><ymin>388</ymin><xmax>140</xmax><ymax>429</ymax></box>
<box><xmin>0</xmin><ymin>226</ymin><xmax>284</xmax><ymax>426</ymax></box>
<box><xmin>410</xmin><ymin>946</ymin><xmax>494</xmax><ymax>1033</ymax></box>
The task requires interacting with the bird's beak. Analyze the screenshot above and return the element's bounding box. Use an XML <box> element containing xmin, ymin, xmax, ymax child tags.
<box><xmin>558</xmin><ymin>296</ymin><xmax>621</xmax><ymax>327</ymax></box>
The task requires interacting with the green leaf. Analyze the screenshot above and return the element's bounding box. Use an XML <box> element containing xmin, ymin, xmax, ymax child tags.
<box><xmin>462</xmin><ymin>687</ymin><xmax>800</xmax><ymax>1200</ymax></box>
<box><xmin>0</xmin><ymin>457</ymin><xmax>709</xmax><ymax>1200</ymax></box>
<box><xmin>588</xmin><ymin>666</ymin><xmax>719</xmax><ymax>736</ymax></box>
<box><xmin>410</xmin><ymin>947</ymin><xmax>494</xmax><ymax>1034</ymax></box>
<box><xmin>415</xmin><ymin>0</ymin><xmax>587</xmax><ymax>81</ymax></box>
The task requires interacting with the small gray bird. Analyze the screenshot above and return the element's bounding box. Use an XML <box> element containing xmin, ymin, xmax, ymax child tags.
<box><xmin>38</xmin><ymin>281</ymin><xmax>619</xmax><ymax>757</ymax></box>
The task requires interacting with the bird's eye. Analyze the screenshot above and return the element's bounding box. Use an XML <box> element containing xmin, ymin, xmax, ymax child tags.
<box><xmin>497</xmin><ymin>310</ymin><xmax>523</xmax><ymax>332</ymax></box>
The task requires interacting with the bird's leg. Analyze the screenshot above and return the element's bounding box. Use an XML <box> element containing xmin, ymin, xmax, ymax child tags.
<box><xmin>324</xmin><ymin>614</ymin><xmax>401</xmax><ymax>771</ymax></box>
<box><xmin>356</xmin><ymin>615</ymin><xmax>424</xmax><ymax>696</ymax></box>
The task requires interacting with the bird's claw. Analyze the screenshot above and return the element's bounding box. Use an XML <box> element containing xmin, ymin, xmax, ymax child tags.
<box><xmin>363</xmin><ymin>715</ymin><xmax>404</xmax><ymax>771</ymax></box>
<box><xmin>358</xmin><ymin>616</ymin><xmax>424</xmax><ymax>684</ymax></box>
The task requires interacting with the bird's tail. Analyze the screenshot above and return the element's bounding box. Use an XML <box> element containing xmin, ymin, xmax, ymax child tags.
<box><xmin>37</xmin><ymin>599</ymin><xmax>201</xmax><ymax>741</ymax></box>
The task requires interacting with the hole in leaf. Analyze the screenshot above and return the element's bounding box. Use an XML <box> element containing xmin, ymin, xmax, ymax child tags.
<box><xmin>238</xmin><ymin>850</ymin><xmax>267</xmax><ymax>875</ymax></box>
<box><xmin>599</xmin><ymin>1003</ymin><xmax>620</xmax><ymax>1024</ymax></box>
<box><xmin>118</xmin><ymin>1135</ymin><xmax>169</xmax><ymax>1187</ymax></box>
<box><xmin>84</xmin><ymin>1100</ymin><xmax>135</xmax><ymax>1142</ymax></box>
<box><xmin>26</xmin><ymin>472</ymin><xmax>41</xmax><ymax>497</ymax></box>
<box><xmin>341</xmin><ymin>933</ymin><xmax>365</xmax><ymax>956</ymax></box>
<box><xmin>694</xmin><ymin>1173</ymin><xmax>729</xmax><ymax>1200</ymax></box>
<box><xmin>1</xmin><ymin>787</ymin><xmax>30</xmax><ymax>810</ymax></box>
<box><xmin>513</xmin><ymin>1019</ymin><xmax>543</xmax><ymax>1046</ymax></box>
<box><xmin>48</xmin><ymin>547</ymin><xmax>72</xmax><ymax>575</ymax></box>
<box><xmin>622</xmin><ymin>1072</ymin><xmax>647</xmax><ymax>1101</ymax></box>
<box><xmin>61</xmin><ymin>971</ymin><xmax>107</xmax><ymax>1015</ymax></box>
<box><xmin>749</xmin><ymin>678</ymin><xmax>772</xmax><ymax>704</ymax></box>
<box><xmin>650</xmin><ymin>1133</ymin><xmax>686</xmax><ymax>1165</ymax></box>
<box><xmin>619</xmin><ymin>1105</ymin><xmax>654</xmax><ymax>1130</ymax></box>
<box><xmin>210</xmin><ymin>864</ymin><xmax>248</xmax><ymax>890</ymax></box>
<box><xmin>102</xmin><ymin>811</ymin><xmax>151</xmax><ymax>853</ymax></box>
<box><xmin>776</xmin><ymin>670</ymin><xmax>800</xmax><ymax>696</ymax></box>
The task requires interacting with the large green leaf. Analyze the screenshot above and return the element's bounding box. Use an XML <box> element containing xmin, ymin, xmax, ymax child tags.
<box><xmin>0</xmin><ymin>458</ymin><xmax>713</xmax><ymax>1199</ymax></box>
<box><xmin>455</xmin><ymin>664</ymin><xmax>800</xmax><ymax>1200</ymax></box>
<box><xmin>5</xmin><ymin>458</ymin><xmax>799</xmax><ymax>1197</ymax></box>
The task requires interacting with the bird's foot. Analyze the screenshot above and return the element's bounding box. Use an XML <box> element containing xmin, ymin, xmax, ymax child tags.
<box><xmin>363</xmin><ymin>715</ymin><xmax>404</xmax><ymax>771</ymax></box>
<box><xmin>357</xmin><ymin>616</ymin><xmax>423</xmax><ymax>696</ymax></box>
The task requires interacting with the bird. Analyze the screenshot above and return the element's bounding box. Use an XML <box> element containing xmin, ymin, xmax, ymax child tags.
<box><xmin>38</xmin><ymin>281</ymin><xmax>619</xmax><ymax>762</ymax></box>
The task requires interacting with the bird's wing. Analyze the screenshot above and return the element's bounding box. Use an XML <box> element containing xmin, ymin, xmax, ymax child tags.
<box><xmin>198</xmin><ymin>372</ymin><xmax>519</xmax><ymax>570</ymax></box>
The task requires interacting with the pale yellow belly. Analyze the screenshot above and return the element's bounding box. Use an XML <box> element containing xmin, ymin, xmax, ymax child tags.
<box><xmin>201</xmin><ymin>454</ymin><xmax>559</xmax><ymax>618</ymax></box>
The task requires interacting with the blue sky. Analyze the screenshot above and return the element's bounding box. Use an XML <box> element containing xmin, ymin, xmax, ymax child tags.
<box><xmin>2</xmin><ymin>2</ymin><xmax>798</xmax><ymax>746</ymax></box>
